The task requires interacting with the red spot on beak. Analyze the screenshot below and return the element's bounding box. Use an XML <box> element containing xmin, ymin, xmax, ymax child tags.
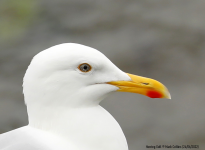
<box><xmin>147</xmin><ymin>91</ymin><xmax>162</xmax><ymax>98</ymax></box>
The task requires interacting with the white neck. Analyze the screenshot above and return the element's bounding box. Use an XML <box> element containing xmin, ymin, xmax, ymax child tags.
<box><xmin>27</xmin><ymin>104</ymin><xmax>128</xmax><ymax>150</ymax></box>
<box><xmin>23</xmin><ymin>62</ymin><xmax>128</xmax><ymax>150</ymax></box>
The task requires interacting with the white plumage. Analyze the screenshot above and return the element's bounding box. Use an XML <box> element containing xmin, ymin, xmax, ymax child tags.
<box><xmin>0</xmin><ymin>43</ymin><xmax>170</xmax><ymax>150</ymax></box>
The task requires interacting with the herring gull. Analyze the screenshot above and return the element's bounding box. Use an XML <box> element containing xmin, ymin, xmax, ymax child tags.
<box><xmin>0</xmin><ymin>43</ymin><xmax>171</xmax><ymax>150</ymax></box>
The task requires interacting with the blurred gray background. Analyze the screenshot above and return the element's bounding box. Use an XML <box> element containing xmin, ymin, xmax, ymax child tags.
<box><xmin>0</xmin><ymin>0</ymin><xmax>205</xmax><ymax>149</ymax></box>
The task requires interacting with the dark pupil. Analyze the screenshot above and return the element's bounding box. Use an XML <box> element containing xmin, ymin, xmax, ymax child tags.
<box><xmin>81</xmin><ymin>64</ymin><xmax>90</xmax><ymax>72</ymax></box>
<box><xmin>83</xmin><ymin>65</ymin><xmax>87</xmax><ymax>70</ymax></box>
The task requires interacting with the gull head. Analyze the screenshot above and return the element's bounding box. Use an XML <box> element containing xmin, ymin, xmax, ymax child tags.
<box><xmin>23</xmin><ymin>43</ymin><xmax>171</xmax><ymax>110</ymax></box>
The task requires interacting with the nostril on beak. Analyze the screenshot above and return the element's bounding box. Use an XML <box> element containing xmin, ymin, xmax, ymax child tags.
<box><xmin>142</xmin><ymin>82</ymin><xmax>149</xmax><ymax>85</ymax></box>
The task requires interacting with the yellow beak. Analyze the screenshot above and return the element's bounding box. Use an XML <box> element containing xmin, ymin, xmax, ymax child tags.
<box><xmin>107</xmin><ymin>73</ymin><xmax>171</xmax><ymax>99</ymax></box>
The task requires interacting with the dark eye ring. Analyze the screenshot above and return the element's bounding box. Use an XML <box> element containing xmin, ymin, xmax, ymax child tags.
<box><xmin>78</xmin><ymin>63</ymin><xmax>92</xmax><ymax>72</ymax></box>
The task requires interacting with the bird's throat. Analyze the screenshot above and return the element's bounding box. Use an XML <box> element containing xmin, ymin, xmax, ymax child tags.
<box><xmin>28</xmin><ymin>105</ymin><xmax>128</xmax><ymax>150</ymax></box>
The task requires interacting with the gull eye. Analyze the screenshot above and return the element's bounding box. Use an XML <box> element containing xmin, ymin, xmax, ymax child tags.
<box><xmin>78</xmin><ymin>63</ymin><xmax>92</xmax><ymax>72</ymax></box>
